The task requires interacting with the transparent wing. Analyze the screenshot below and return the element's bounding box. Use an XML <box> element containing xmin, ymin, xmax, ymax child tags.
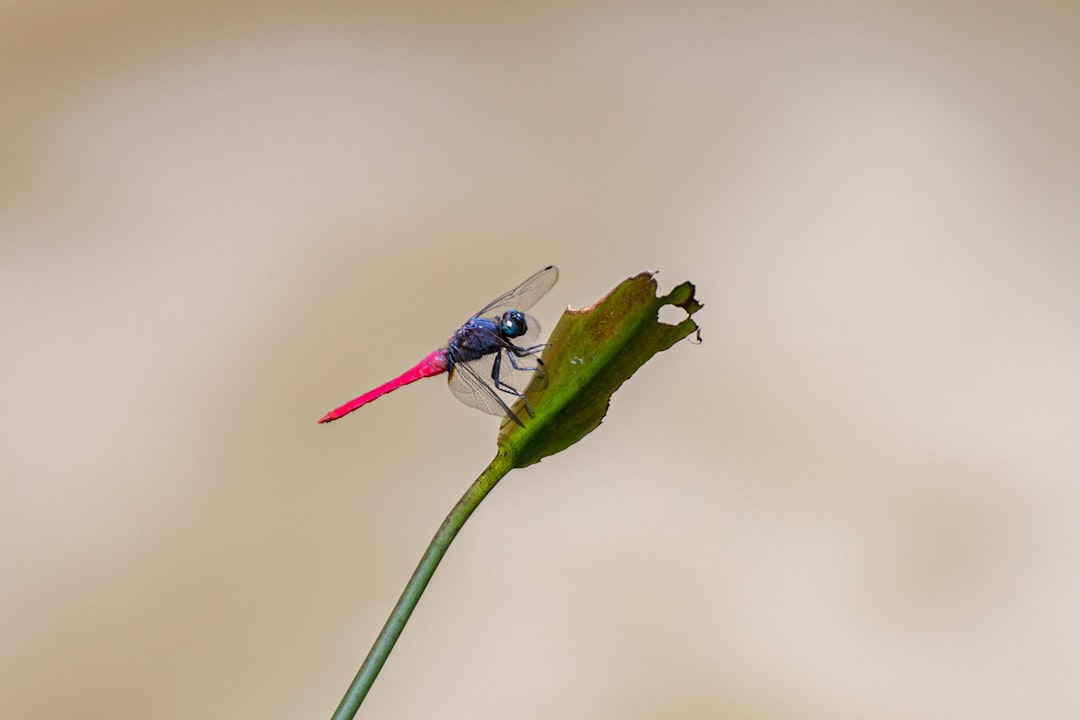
<box><xmin>473</xmin><ymin>265</ymin><xmax>559</xmax><ymax>320</ymax></box>
<box><xmin>516</xmin><ymin>312</ymin><xmax>543</xmax><ymax>344</ymax></box>
<box><xmin>446</xmin><ymin>348</ymin><xmax>545</xmax><ymax>421</ymax></box>
<box><xmin>447</xmin><ymin>354</ymin><xmax>517</xmax><ymax>418</ymax></box>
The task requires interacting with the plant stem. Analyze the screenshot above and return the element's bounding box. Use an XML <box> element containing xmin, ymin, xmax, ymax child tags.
<box><xmin>330</xmin><ymin>452</ymin><xmax>512</xmax><ymax>720</ymax></box>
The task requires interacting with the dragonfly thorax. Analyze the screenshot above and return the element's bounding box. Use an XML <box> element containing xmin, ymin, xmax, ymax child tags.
<box><xmin>499</xmin><ymin>310</ymin><xmax>528</xmax><ymax>338</ymax></box>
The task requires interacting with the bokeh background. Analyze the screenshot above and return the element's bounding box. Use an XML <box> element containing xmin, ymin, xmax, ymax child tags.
<box><xmin>3</xmin><ymin>2</ymin><xmax>1078</xmax><ymax>718</ymax></box>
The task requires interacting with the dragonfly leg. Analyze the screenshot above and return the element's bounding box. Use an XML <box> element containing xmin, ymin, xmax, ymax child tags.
<box><xmin>505</xmin><ymin>349</ymin><xmax>543</xmax><ymax>372</ymax></box>
<box><xmin>517</xmin><ymin>343</ymin><xmax>545</xmax><ymax>358</ymax></box>
<box><xmin>491</xmin><ymin>351</ymin><xmax>536</xmax><ymax>417</ymax></box>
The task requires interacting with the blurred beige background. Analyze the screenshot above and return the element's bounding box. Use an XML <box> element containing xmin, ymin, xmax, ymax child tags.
<box><xmin>3</xmin><ymin>2</ymin><xmax>1078</xmax><ymax>718</ymax></box>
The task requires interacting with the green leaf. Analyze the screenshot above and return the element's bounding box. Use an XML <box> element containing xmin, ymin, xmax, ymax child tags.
<box><xmin>327</xmin><ymin>272</ymin><xmax>701</xmax><ymax>720</ymax></box>
<box><xmin>497</xmin><ymin>271</ymin><xmax>702</xmax><ymax>468</ymax></box>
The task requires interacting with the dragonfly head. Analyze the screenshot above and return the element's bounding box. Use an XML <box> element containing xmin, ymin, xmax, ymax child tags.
<box><xmin>499</xmin><ymin>310</ymin><xmax>528</xmax><ymax>339</ymax></box>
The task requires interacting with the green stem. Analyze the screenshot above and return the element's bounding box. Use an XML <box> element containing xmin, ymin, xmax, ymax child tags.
<box><xmin>330</xmin><ymin>451</ymin><xmax>513</xmax><ymax>720</ymax></box>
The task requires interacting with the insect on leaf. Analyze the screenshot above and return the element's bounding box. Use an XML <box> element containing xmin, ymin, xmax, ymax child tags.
<box><xmin>496</xmin><ymin>271</ymin><xmax>702</xmax><ymax>469</ymax></box>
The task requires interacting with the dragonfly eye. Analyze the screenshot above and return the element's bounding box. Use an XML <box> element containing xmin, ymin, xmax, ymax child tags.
<box><xmin>500</xmin><ymin>310</ymin><xmax>527</xmax><ymax>338</ymax></box>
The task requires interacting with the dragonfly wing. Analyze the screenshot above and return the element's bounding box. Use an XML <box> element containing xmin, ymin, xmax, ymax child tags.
<box><xmin>473</xmin><ymin>265</ymin><xmax>559</xmax><ymax>319</ymax></box>
<box><xmin>447</xmin><ymin>349</ymin><xmax>546</xmax><ymax>421</ymax></box>
<box><xmin>516</xmin><ymin>312</ymin><xmax>543</xmax><ymax>344</ymax></box>
<box><xmin>447</xmin><ymin>354</ymin><xmax>516</xmax><ymax>417</ymax></box>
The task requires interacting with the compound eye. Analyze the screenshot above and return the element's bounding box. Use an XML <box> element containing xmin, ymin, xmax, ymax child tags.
<box><xmin>500</xmin><ymin>310</ymin><xmax>527</xmax><ymax>338</ymax></box>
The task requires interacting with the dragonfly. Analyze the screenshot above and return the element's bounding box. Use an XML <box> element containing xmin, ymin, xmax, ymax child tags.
<box><xmin>319</xmin><ymin>265</ymin><xmax>559</xmax><ymax>427</ymax></box>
